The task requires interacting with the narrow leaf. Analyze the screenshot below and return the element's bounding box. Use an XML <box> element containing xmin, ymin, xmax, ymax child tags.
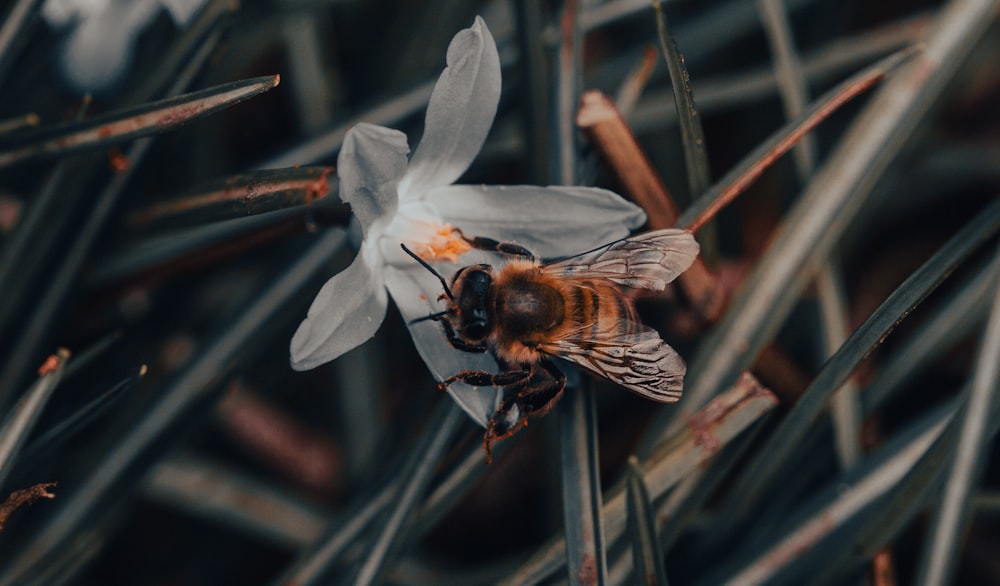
<box><xmin>0</xmin><ymin>75</ymin><xmax>280</xmax><ymax>168</ymax></box>
<box><xmin>20</xmin><ymin>364</ymin><xmax>145</xmax><ymax>462</ymax></box>
<box><xmin>128</xmin><ymin>167</ymin><xmax>338</xmax><ymax>231</ymax></box>
<box><xmin>707</xmin><ymin>399</ymin><xmax>957</xmax><ymax>585</ymax></box>
<box><xmin>916</xmin><ymin>244</ymin><xmax>1000</xmax><ymax>585</ymax></box>
<box><xmin>862</xmin><ymin>263</ymin><xmax>995</xmax><ymax>414</ymax></box>
<box><xmin>0</xmin><ymin>113</ymin><xmax>38</xmax><ymax>135</ymax></box>
<box><xmin>723</xmin><ymin>198</ymin><xmax>1000</xmax><ymax>519</ymax></box>
<box><xmin>0</xmin><ymin>349</ymin><xmax>69</xmax><ymax>487</ymax></box>
<box><xmin>277</xmin><ymin>400</ymin><xmax>463</xmax><ymax>586</ymax></box>
<box><xmin>676</xmin><ymin>45</ymin><xmax>918</xmax><ymax>233</ymax></box>
<box><xmin>653</xmin><ymin>0</ymin><xmax>711</xmax><ymax>201</ymax></box>
<box><xmin>0</xmin><ymin>231</ymin><xmax>346</xmax><ymax>585</ymax></box>
<box><xmin>625</xmin><ymin>457</ymin><xmax>669</xmax><ymax>586</ymax></box>
<box><xmin>0</xmin><ymin>28</ymin><xmax>226</xmax><ymax>404</ymax></box>
<box><xmin>502</xmin><ymin>373</ymin><xmax>777</xmax><ymax>586</ymax></box>
<box><xmin>559</xmin><ymin>382</ymin><xmax>609</xmax><ymax>585</ymax></box>
<box><xmin>142</xmin><ymin>456</ymin><xmax>328</xmax><ymax>548</ymax></box>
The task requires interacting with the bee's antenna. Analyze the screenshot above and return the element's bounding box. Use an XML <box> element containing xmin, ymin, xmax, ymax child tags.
<box><xmin>400</xmin><ymin>243</ymin><xmax>454</xmax><ymax>300</ymax></box>
<box><xmin>410</xmin><ymin>310</ymin><xmax>448</xmax><ymax>324</ymax></box>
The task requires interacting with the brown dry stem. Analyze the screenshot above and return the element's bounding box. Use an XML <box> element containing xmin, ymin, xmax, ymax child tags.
<box><xmin>0</xmin><ymin>482</ymin><xmax>57</xmax><ymax>531</ymax></box>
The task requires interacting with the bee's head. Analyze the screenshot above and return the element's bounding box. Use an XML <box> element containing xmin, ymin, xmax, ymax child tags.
<box><xmin>449</xmin><ymin>265</ymin><xmax>493</xmax><ymax>342</ymax></box>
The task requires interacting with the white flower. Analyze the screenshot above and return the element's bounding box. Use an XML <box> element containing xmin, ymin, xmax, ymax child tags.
<box><xmin>290</xmin><ymin>17</ymin><xmax>646</xmax><ymax>425</ymax></box>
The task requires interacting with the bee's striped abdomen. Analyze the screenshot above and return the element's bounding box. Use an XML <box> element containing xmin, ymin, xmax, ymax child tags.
<box><xmin>567</xmin><ymin>282</ymin><xmax>639</xmax><ymax>343</ymax></box>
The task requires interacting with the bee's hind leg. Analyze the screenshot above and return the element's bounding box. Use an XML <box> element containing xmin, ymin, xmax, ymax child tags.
<box><xmin>438</xmin><ymin>368</ymin><xmax>531</xmax><ymax>391</ymax></box>
<box><xmin>483</xmin><ymin>393</ymin><xmax>528</xmax><ymax>464</ymax></box>
<box><xmin>482</xmin><ymin>361</ymin><xmax>567</xmax><ymax>463</ymax></box>
<box><xmin>513</xmin><ymin>360</ymin><xmax>567</xmax><ymax>419</ymax></box>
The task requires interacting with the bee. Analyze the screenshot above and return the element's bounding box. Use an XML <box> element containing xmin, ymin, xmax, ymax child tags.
<box><xmin>403</xmin><ymin>228</ymin><xmax>699</xmax><ymax>461</ymax></box>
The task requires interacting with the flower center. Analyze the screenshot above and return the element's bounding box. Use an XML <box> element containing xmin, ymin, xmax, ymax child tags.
<box><xmin>408</xmin><ymin>224</ymin><xmax>472</xmax><ymax>264</ymax></box>
<box><xmin>379</xmin><ymin>208</ymin><xmax>473</xmax><ymax>267</ymax></box>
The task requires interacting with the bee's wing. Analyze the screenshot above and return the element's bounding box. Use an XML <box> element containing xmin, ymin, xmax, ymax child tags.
<box><xmin>542</xmin><ymin>228</ymin><xmax>699</xmax><ymax>291</ymax></box>
<box><xmin>539</xmin><ymin>322</ymin><xmax>685</xmax><ymax>402</ymax></box>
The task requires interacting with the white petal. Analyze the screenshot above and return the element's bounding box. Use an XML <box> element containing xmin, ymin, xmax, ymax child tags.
<box><xmin>384</xmin><ymin>265</ymin><xmax>500</xmax><ymax>427</ymax></box>
<box><xmin>338</xmin><ymin>123</ymin><xmax>409</xmax><ymax>236</ymax></box>
<box><xmin>401</xmin><ymin>16</ymin><xmax>501</xmax><ymax>199</ymax></box>
<box><xmin>56</xmin><ymin>0</ymin><xmax>162</xmax><ymax>92</ymax></box>
<box><xmin>161</xmin><ymin>0</ymin><xmax>208</xmax><ymax>25</ymax></box>
<box><xmin>290</xmin><ymin>244</ymin><xmax>388</xmax><ymax>371</ymax></box>
<box><xmin>423</xmin><ymin>184</ymin><xmax>647</xmax><ymax>257</ymax></box>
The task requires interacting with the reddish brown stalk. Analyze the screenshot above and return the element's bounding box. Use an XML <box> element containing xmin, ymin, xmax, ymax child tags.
<box><xmin>128</xmin><ymin>167</ymin><xmax>335</xmax><ymax>228</ymax></box>
<box><xmin>871</xmin><ymin>548</ymin><xmax>898</xmax><ymax>586</ymax></box>
<box><xmin>577</xmin><ymin>90</ymin><xmax>726</xmax><ymax>321</ymax></box>
<box><xmin>614</xmin><ymin>46</ymin><xmax>659</xmax><ymax>115</ymax></box>
<box><xmin>0</xmin><ymin>482</ymin><xmax>57</xmax><ymax>531</ymax></box>
<box><xmin>217</xmin><ymin>385</ymin><xmax>342</xmax><ymax>494</ymax></box>
<box><xmin>751</xmin><ymin>345</ymin><xmax>811</xmax><ymax>403</ymax></box>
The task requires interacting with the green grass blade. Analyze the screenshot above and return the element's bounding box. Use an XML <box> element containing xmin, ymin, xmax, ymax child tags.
<box><xmin>915</xmin><ymin>245</ymin><xmax>1000</xmax><ymax>585</ymax></box>
<box><xmin>0</xmin><ymin>230</ymin><xmax>347</xmax><ymax>586</ymax></box>
<box><xmin>625</xmin><ymin>457</ymin><xmax>669</xmax><ymax>586</ymax></box>
<box><xmin>723</xmin><ymin>198</ymin><xmax>1000</xmax><ymax>519</ymax></box>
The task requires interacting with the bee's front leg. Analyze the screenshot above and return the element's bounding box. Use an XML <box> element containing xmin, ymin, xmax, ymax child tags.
<box><xmin>451</xmin><ymin>228</ymin><xmax>536</xmax><ymax>260</ymax></box>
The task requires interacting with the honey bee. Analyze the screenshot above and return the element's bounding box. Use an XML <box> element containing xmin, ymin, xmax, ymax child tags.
<box><xmin>403</xmin><ymin>228</ymin><xmax>699</xmax><ymax>461</ymax></box>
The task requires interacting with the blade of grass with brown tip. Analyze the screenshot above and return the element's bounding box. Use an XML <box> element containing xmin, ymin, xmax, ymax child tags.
<box><xmin>676</xmin><ymin>44</ymin><xmax>919</xmax><ymax>233</ymax></box>
<box><xmin>128</xmin><ymin>167</ymin><xmax>338</xmax><ymax>232</ymax></box>
<box><xmin>0</xmin><ymin>113</ymin><xmax>38</xmax><ymax>135</ymax></box>
<box><xmin>0</xmin><ymin>349</ymin><xmax>69</xmax><ymax>487</ymax></box>
<box><xmin>647</xmin><ymin>27</ymin><xmax>949</xmax><ymax>454</ymax></box>
<box><xmin>0</xmin><ymin>75</ymin><xmax>280</xmax><ymax>168</ymax></box>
